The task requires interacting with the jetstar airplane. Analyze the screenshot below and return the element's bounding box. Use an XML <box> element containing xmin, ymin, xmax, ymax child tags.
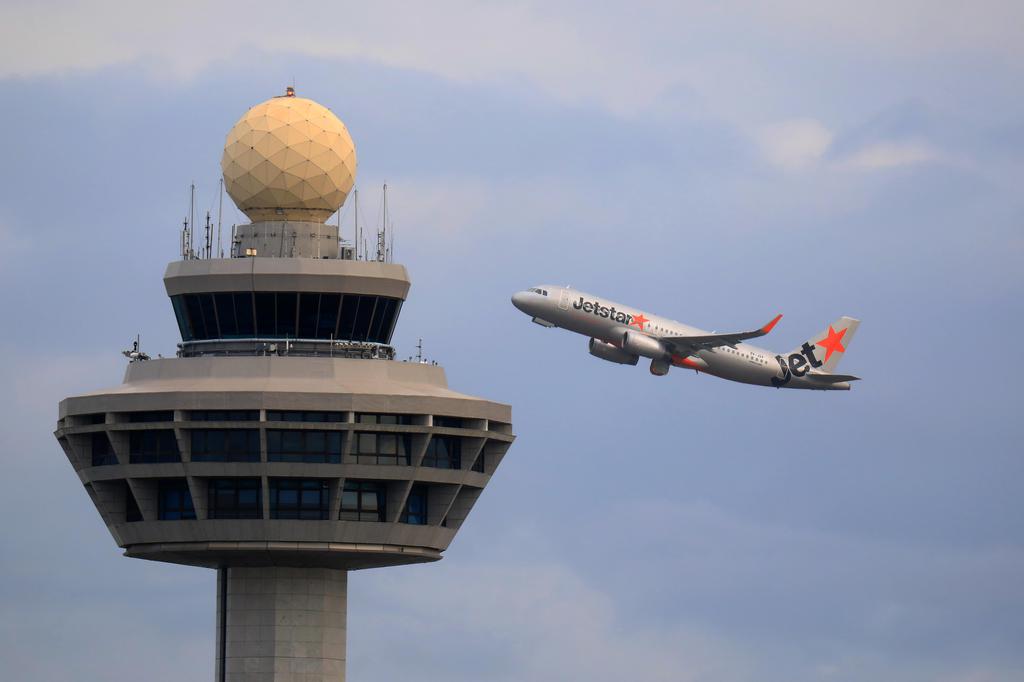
<box><xmin>511</xmin><ymin>286</ymin><xmax>860</xmax><ymax>390</ymax></box>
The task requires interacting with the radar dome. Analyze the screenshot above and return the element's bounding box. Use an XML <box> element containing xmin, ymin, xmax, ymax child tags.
<box><xmin>221</xmin><ymin>89</ymin><xmax>357</xmax><ymax>223</ymax></box>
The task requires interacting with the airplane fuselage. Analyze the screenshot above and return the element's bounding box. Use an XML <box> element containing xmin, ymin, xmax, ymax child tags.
<box><xmin>512</xmin><ymin>286</ymin><xmax>855</xmax><ymax>390</ymax></box>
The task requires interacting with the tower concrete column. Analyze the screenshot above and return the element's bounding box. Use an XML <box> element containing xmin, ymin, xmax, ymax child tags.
<box><xmin>217</xmin><ymin>567</ymin><xmax>348</xmax><ymax>682</ymax></box>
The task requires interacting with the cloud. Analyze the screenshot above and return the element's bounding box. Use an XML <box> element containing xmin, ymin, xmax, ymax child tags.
<box><xmin>757</xmin><ymin>118</ymin><xmax>834</xmax><ymax>171</ymax></box>
<box><xmin>2</xmin><ymin>1</ymin><xmax>1022</xmax><ymax>117</ymax></box>
<box><xmin>838</xmin><ymin>140</ymin><xmax>942</xmax><ymax>170</ymax></box>
<box><xmin>351</xmin><ymin>558</ymin><xmax>755</xmax><ymax>682</ymax></box>
<box><xmin>756</xmin><ymin>118</ymin><xmax>943</xmax><ymax>173</ymax></box>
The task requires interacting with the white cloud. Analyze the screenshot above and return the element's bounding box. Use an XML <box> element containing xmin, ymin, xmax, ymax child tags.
<box><xmin>754</xmin><ymin>119</ymin><xmax>944</xmax><ymax>173</ymax></box>
<box><xmin>756</xmin><ymin>118</ymin><xmax>834</xmax><ymax>171</ymax></box>
<box><xmin>839</xmin><ymin>140</ymin><xmax>942</xmax><ymax>170</ymax></box>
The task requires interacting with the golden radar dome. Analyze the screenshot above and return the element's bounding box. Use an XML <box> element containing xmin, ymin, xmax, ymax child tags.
<box><xmin>221</xmin><ymin>88</ymin><xmax>357</xmax><ymax>223</ymax></box>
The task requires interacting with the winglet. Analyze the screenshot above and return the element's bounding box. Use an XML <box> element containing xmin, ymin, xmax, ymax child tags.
<box><xmin>761</xmin><ymin>314</ymin><xmax>783</xmax><ymax>334</ymax></box>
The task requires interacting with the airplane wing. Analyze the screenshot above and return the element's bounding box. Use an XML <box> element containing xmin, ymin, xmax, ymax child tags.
<box><xmin>660</xmin><ymin>314</ymin><xmax>782</xmax><ymax>354</ymax></box>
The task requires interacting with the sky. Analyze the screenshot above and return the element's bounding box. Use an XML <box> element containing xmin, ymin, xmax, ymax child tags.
<box><xmin>0</xmin><ymin>1</ymin><xmax>1022</xmax><ymax>680</ymax></box>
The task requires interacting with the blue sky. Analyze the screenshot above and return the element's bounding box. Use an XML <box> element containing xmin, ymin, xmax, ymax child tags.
<box><xmin>1</xmin><ymin>2</ymin><xmax>1022</xmax><ymax>680</ymax></box>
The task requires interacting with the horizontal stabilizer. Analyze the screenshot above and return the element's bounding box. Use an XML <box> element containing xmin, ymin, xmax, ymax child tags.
<box><xmin>806</xmin><ymin>373</ymin><xmax>860</xmax><ymax>383</ymax></box>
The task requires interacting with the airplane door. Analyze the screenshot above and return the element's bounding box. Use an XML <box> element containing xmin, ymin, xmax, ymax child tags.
<box><xmin>558</xmin><ymin>289</ymin><xmax>571</xmax><ymax>311</ymax></box>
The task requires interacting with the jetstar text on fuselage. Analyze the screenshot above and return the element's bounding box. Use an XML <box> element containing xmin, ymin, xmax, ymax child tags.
<box><xmin>572</xmin><ymin>297</ymin><xmax>635</xmax><ymax>326</ymax></box>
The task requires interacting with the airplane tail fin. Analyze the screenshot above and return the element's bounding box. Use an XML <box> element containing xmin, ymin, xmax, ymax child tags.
<box><xmin>788</xmin><ymin>317</ymin><xmax>860</xmax><ymax>373</ymax></box>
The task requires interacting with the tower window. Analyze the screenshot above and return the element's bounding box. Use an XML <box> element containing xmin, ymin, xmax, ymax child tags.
<box><xmin>433</xmin><ymin>416</ymin><xmax>464</xmax><ymax>429</ymax></box>
<box><xmin>401</xmin><ymin>485</ymin><xmax>428</xmax><ymax>525</ymax></box>
<box><xmin>267</xmin><ymin>430</ymin><xmax>342</xmax><ymax>463</ymax></box>
<box><xmin>423</xmin><ymin>436</ymin><xmax>461</xmax><ymax>470</ymax></box>
<box><xmin>127</xmin><ymin>411</ymin><xmax>175</xmax><ymax>423</ymax></box>
<box><xmin>339</xmin><ymin>481</ymin><xmax>386</xmax><ymax>522</ymax></box>
<box><xmin>158</xmin><ymin>479</ymin><xmax>196</xmax><ymax>520</ymax></box>
<box><xmin>91</xmin><ymin>432</ymin><xmax>118</xmax><ymax>466</ymax></box>
<box><xmin>129</xmin><ymin>430</ymin><xmax>181</xmax><ymax>463</ymax></box>
<box><xmin>351</xmin><ymin>432</ymin><xmax>412</xmax><ymax>465</ymax></box>
<box><xmin>190</xmin><ymin>429</ymin><xmax>260</xmax><ymax>462</ymax></box>
<box><xmin>208</xmin><ymin>478</ymin><xmax>262</xmax><ymax>519</ymax></box>
<box><xmin>270</xmin><ymin>479</ymin><xmax>330</xmax><ymax>520</ymax></box>
<box><xmin>356</xmin><ymin>413</ymin><xmax>412</xmax><ymax>425</ymax></box>
<box><xmin>189</xmin><ymin>410</ymin><xmax>259</xmax><ymax>422</ymax></box>
<box><xmin>266</xmin><ymin>410</ymin><xmax>344</xmax><ymax>423</ymax></box>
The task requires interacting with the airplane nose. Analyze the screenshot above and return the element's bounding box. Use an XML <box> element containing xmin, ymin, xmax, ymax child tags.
<box><xmin>511</xmin><ymin>291</ymin><xmax>528</xmax><ymax>311</ymax></box>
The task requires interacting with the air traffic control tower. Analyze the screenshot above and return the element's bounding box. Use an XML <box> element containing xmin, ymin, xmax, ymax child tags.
<box><xmin>54</xmin><ymin>89</ymin><xmax>515</xmax><ymax>682</ymax></box>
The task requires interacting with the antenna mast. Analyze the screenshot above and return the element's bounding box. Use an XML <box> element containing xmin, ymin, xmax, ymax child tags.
<box><xmin>353</xmin><ymin>188</ymin><xmax>359</xmax><ymax>260</ymax></box>
<box><xmin>204</xmin><ymin>211</ymin><xmax>212</xmax><ymax>259</ymax></box>
<box><xmin>377</xmin><ymin>183</ymin><xmax>387</xmax><ymax>263</ymax></box>
<box><xmin>217</xmin><ymin>178</ymin><xmax>224</xmax><ymax>258</ymax></box>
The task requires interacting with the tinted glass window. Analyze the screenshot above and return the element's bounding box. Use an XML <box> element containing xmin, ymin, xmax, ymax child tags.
<box><xmin>174</xmin><ymin>292</ymin><xmax>401</xmax><ymax>343</ymax></box>
<box><xmin>422</xmin><ymin>436</ymin><xmax>461</xmax><ymax>470</ymax></box>
<box><xmin>339</xmin><ymin>480</ymin><xmax>386</xmax><ymax>522</ymax></box>
<box><xmin>356</xmin><ymin>413</ymin><xmax>412</xmax><ymax>425</ymax></box>
<box><xmin>353</xmin><ymin>296</ymin><xmax>375</xmax><ymax>342</ymax></box>
<box><xmin>472</xmin><ymin>451</ymin><xmax>485</xmax><ymax>473</ymax></box>
<box><xmin>199</xmin><ymin>293</ymin><xmax>219</xmax><ymax>339</ymax></box>
<box><xmin>255</xmin><ymin>292</ymin><xmax>276</xmax><ymax>336</ymax></box>
<box><xmin>298</xmin><ymin>293</ymin><xmax>320</xmax><ymax>338</ymax></box>
<box><xmin>191</xmin><ymin>429</ymin><xmax>260</xmax><ymax>462</ymax></box>
<box><xmin>402</xmin><ymin>485</ymin><xmax>428</xmax><ymax>525</ymax></box>
<box><xmin>171</xmin><ymin>296</ymin><xmax>193</xmax><ymax>341</ymax></box>
<box><xmin>185</xmin><ymin>294</ymin><xmax>207</xmax><ymax>339</ymax></box>
<box><xmin>215</xmin><ymin>293</ymin><xmax>237</xmax><ymax>337</ymax></box>
<box><xmin>352</xmin><ymin>432</ymin><xmax>412</xmax><ymax>465</ymax></box>
<box><xmin>337</xmin><ymin>295</ymin><xmax>359</xmax><ymax>340</ymax></box>
<box><xmin>317</xmin><ymin>294</ymin><xmax>341</xmax><ymax>339</ymax></box>
<box><xmin>433</xmin><ymin>416</ymin><xmax>464</xmax><ymax>428</ymax></box>
<box><xmin>208</xmin><ymin>478</ymin><xmax>262</xmax><ymax>519</ymax></box>
<box><xmin>266</xmin><ymin>411</ymin><xmax>344</xmax><ymax>423</ymax></box>
<box><xmin>91</xmin><ymin>432</ymin><xmax>118</xmax><ymax>466</ymax></box>
<box><xmin>129</xmin><ymin>430</ymin><xmax>181</xmax><ymax>463</ymax></box>
<box><xmin>128</xmin><ymin>411</ymin><xmax>174</xmax><ymax>423</ymax></box>
<box><xmin>189</xmin><ymin>410</ymin><xmax>260</xmax><ymax>421</ymax></box>
<box><xmin>266</xmin><ymin>430</ymin><xmax>342</xmax><ymax>463</ymax></box>
<box><xmin>369</xmin><ymin>298</ymin><xmax>394</xmax><ymax>343</ymax></box>
<box><xmin>234</xmin><ymin>293</ymin><xmax>255</xmax><ymax>336</ymax></box>
<box><xmin>276</xmin><ymin>293</ymin><xmax>297</xmax><ymax>337</ymax></box>
<box><xmin>158</xmin><ymin>479</ymin><xmax>196</xmax><ymax>520</ymax></box>
<box><xmin>270</xmin><ymin>479</ymin><xmax>330</xmax><ymax>520</ymax></box>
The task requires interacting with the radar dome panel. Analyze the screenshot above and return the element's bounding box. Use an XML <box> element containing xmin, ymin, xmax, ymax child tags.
<box><xmin>221</xmin><ymin>93</ymin><xmax>357</xmax><ymax>223</ymax></box>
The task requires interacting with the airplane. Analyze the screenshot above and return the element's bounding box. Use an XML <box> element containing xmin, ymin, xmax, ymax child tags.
<box><xmin>511</xmin><ymin>286</ymin><xmax>860</xmax><ymax>390</ymax></box>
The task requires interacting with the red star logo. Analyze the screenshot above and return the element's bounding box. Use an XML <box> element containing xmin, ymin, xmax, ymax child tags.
<box><xmin>817</xmin><ymin>325</ymin><xmax>847</xmax><ymax>363</ymax></box>
<box><xmin>630</xmin><ymin>313</ymin><xmax>649</xmax><ymax>330</ymax></box>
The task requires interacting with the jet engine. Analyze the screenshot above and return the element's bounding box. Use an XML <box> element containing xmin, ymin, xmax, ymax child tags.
<box><xmin>649</xmin><ymin>358</ymin><xmax>671</xmax><ymax>376</ymax></box>
<box><xmin>621</xmin><ymin>330</ymin><xmax>666</xmax><ymax>359</ymax></box>
<box><xmin>588</xmin><ymin>338</ymin><xmax>639</xmax><ymax>366</ymax></box>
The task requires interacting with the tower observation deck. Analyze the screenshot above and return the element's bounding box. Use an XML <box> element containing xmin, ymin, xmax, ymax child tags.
<box><xmin>54</xmin><ymin>88</ymin><xmax>515</xmax><ymax>682</ymax></box>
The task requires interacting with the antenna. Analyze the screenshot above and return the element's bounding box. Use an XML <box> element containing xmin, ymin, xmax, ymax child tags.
<box><xmin>204</xmin><ymin>211</ymin><xmax>212</xmax><ymax>259</ymax></box>
<box><xmin>415</xmin><ymin>338</ymin><xmax>424</xmax><ymax>363</ymax></box>
<box><xmin>353</xmin><ymin>188</ymin><xmax>359</xmax><ymax>260</ymax></box>
<box><xmin>377</xmin><ymin>183</ymin><xmax>388</xmax><ymax>262</ymax></box>
<box><xmin>217</xmin><ymin>177</ymin><xmax>224</xmax><ymax>258</ymax></box>
<box><xmin>190</xmin><ymin>183</ymin><xmax>196</xmax><ymax>259</ymax></box>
